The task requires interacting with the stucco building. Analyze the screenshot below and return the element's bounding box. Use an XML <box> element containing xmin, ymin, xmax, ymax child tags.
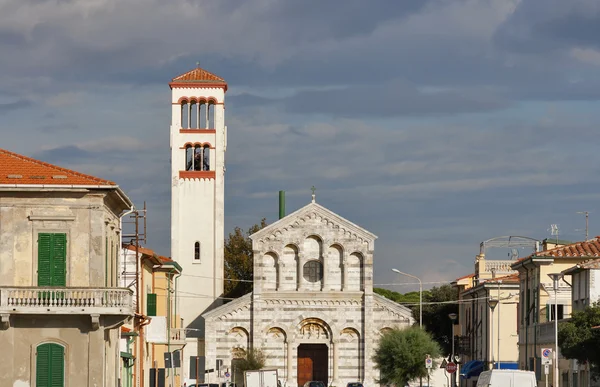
<box><xmin>0</xmin><ymin>148</ymin><xmax>134</xmax><ymax>386</ymax></box>
<box><xmin>203</xmin><ymin>198</ymin><xmax>414</xmax><ymax>387</ymax></box>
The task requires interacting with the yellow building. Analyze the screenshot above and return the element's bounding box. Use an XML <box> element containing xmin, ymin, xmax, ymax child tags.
<box><xmin>120</xmin><ymin>245</ymin><xmax>184</xmax><ymax>387</ymax></box>
<box><xmin>511</xmin><ymin>239</ymin><xmax>597</xmax><ymax>387</ymax></box>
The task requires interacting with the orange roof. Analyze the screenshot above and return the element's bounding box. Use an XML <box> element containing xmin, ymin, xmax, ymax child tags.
<box><xmin>534</xmin><ymin>237</ymin><xmax>600</xmax><ymax>258</ymax></box>
<box><xmin>0</xmin><ymin>148</ymin><xmax>115</xmax><ymax>186</ymax></box>
<box><xmin>455</xmin><ymin>273</ymin><xmax>475</xmax><ymax>281</ymax></box>
<box><xmin>170</xmin><ymin>67</ymin><xmax>228</xmax><ymax>91</ymax></box>
<box><xmin>485</xmin><ymin>273</ymin><xmax>519</xmax><ymax>283</ymax></box>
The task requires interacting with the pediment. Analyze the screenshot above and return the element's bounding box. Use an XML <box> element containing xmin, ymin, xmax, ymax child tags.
<box><xmin>202</xmin><ymin>293</ymin><xmax>252</xmax><ymax>321</ymax></box>
<box><xmin>373</xmin><ymin>294</ymin><xmax>414</xmax><ymax>324</ymax></box>
<box><xmin>250</xmin><ymin>202</ymin><xmax>377</xmax><ymax>250</ymax></box>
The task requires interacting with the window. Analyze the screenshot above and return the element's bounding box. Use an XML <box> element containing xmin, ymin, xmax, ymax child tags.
<box><xmin>203</xmin><ymin>145</ymin><xmax>210</xmax><ymax>171</ymax></box>
<box><xmin>38</xmin><ymin>233</ymin><xmax>67</xmax><ymax>286</ymax></box>
<box><xmin>303</xmin><ymin>260</ymin><xmax>322</xmax><ymax>283</ymax></box>
<box><xmin>147</xmin><ymin>293</ymin><xmax>157</xmax><ymax>316</ymax></box>
<box><xmin>36</xmin><ymin>343</ymin><xmax>65</xmax><ymax>387</ymax></box>
<box><xmin>194</xmin><ymin>242</ymin><xmax>201</xmax><ymax>261</ymax></box>
<box><xmin>546</xmin><ymin>304</ymin><xmax>564</xmax><ymax>321</ymax></box>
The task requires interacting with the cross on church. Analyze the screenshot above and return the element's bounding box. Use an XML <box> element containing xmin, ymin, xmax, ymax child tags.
<box><xmin>311</xmin><ymin>186</ymin><xmax>316</xmax><ymax>202</ymax></box>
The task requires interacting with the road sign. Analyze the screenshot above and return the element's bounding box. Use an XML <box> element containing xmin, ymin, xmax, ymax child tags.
<box><xmin>225</xmin><ymin>372</ymin><xmax>231</xmax><ymax>378</ymax></box>
<box><xmin>446</xmin><ymin>362</ymin><xmax>457</xmax><ymax>373</ymax></box>
<box><xmin>541</xmin><ymin>348</ymin><xmax>553</xmax><ymax>365</ymax></box>
<box><xmin>425</xmin><ymin>357</ymin><xmax>433</xmax><ymax>369</ymax></box>
<box><xmin>544</xmin><ymin>364</ymin><xmax>550</xmax><ymax>375</ymax></box>
<box><xmin>440</xmin><ymin>359</ymin><xmax>448</xmax><ymax>369</ymax></box>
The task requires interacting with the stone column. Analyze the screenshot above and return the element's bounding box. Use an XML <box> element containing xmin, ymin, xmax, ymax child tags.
<box><xmin>287</xmin><ymin>341</ymin><xmax>294</xmax><ymax>386</ymax></box>
<box><xmin>342</xmin><ymin>253</ymin><xmax>348</xmax><ymax>291</ymax></box>
<box><xmin>332</xmin><ymin>340</ymin><xmax>340</xmax><ymax>385</ymax></box>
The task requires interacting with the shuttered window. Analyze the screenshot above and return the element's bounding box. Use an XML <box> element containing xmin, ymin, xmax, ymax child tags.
<box><xmin>36</xmin><ymin>343</ymin><xmax>65</xmax><ymax>387</ymax></box>
<box><xmin>38</xmin><ymin>233</ymin><xmax>67</xmax><ymax>286</ymax></box>
<box><xmin>147</xmin><ymin>293</ymin><xmax>157</xmax><ymax>316</ymax></box>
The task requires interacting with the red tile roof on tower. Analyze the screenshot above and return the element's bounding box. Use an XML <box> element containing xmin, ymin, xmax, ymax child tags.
<box><xmin>169</xmin><ymin>67</ymin><xmax>228</xmax><ymax>90</ymax></box>
<box><xmin>533</xmin><ymin>237</ymin><xmax>600</xmax><ymax>258</ymax></box>
<box><xmin>0</xmin><ymin>148</ymin><xmax>116</xmax><ymax>186</ymax></box>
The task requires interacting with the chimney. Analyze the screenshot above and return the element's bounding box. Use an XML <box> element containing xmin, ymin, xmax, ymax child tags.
<box><xmin>279</xmin><ymin>191</ymin><xmax>286</xmax><ymax>219</ymax></box>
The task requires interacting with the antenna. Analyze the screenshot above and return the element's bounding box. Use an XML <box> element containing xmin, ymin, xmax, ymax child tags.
<box><xmin>576</xmin><ymin>211</ymin><xmax>590</xmax><ymax>241</ymax></box>
<box><xmin>549</xmin><ymin>224</ymin><xmax>560</xmax><ymax>244</ymax></box>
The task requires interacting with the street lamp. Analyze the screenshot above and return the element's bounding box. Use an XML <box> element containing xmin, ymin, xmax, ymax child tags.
<box><xmin>391</xmin><ymin>268</ymin><xmax>422</xmax><ymax>327</ymax></box>
<box><xmin>488</xmin><ymin>299</ymin><xmax>499</xmax><ymax>370</ymax></box>
<box><xmin>449</xmin><ymin>313</ymin><xmax>458</xmax><ymax>387</ymax></box>
<box><xmin>548</xmin><ymin>273</ymin><xmax>561</xmax><ymax>387</ymax></box>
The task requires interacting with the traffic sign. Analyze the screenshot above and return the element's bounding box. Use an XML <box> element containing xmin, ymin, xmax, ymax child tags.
<box><xmin>425</xmin><ymin>357</ymin><xmax>433</xmax><ymax>369</ymax></box>
<box><xmin>225</xmin><ymin>372</ymin><xmax>231</xmax><ymax>378</ymax></box>
<box><xmin>446</xmin><ymin>362</ymin><xmax>457</xmax><ymax>374</ymax></box>
<box><xmin>541</xmin><ymin>348</ymin><xmax>552</xmax><ymax>365</ymax></box>
<box><xmin>440</xmin><ymin>359</ymin><xmax>448</xmax><ymax>369</ymax></box>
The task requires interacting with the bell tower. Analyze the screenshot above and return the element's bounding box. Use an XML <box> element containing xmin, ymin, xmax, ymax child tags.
<box><xmin>169</xmin><ymin>67</ymin><xmax>227</xmax><ymax>380</ymax></box>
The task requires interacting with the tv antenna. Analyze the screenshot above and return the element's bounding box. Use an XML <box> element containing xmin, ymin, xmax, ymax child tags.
<box><xmin>549</xmin><ymin>224</ymin><xmax>560</xmax><ymax>244</ymax></box>
<box><xmin>576</xmin><ymin>211</ymin><xmax>590</xmax><ymax>241</ymax></box>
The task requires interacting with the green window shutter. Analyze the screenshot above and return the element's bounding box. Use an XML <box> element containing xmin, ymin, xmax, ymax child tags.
<box><xmin>38</xmin><ymin>234</ymin><xmax>53</xmax><ymax>286</ymax></box>
<box><xmin>37</xmin><ymin>343</ymin><xmax>65</xmax><ymax>387</ymax></box>
<box><xmin>147</xmin><ymin>293</ymin><xmax>157</xmax><ymax>316</ymax></box>
<box><xmin>546</xmin><ymin>305</ymin><xmax>550</xmax><ymax>321</ymax></box>
<box><xmin>51</xmin><ymin>234</ymin><xmax>67</xmax><ymax>287</ymax></box>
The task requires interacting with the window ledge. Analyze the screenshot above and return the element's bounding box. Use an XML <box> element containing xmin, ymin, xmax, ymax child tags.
<box><xmin>179</xmin><ymin>171</ymin><xmax>215</xmax><ymax>179</ymax></box>
<box><xmin>179</xmin><ymin>129</ymin><xmax>216</xmax><ymax>134</ymax></box>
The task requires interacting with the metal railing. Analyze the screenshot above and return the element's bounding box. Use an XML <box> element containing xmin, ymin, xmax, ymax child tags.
<box><xmin>0</xmin><ymin>286</ymin><xmax>134</xmax><ymax>314</ymax></box>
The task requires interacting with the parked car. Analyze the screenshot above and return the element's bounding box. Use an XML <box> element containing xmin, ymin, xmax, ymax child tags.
<box><xmin>347</xmin><ymin>383</ymin><xmax>364</xmax><ymax>387</ymax></box>
<box><xmin>476</xmin><ymin>370</ymin><xmax>537</xmax><ymax>387</ymax></box>
<box><xmin>303</xmin><ymin>382</ymin><xmax>326</xmax><ymax>387</ymax></box>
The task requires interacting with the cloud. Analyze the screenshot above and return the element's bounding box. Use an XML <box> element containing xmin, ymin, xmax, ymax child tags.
<box><xmin>0</xmin><ymin>99</ymin><xmax>33</xmax><ymax>114</ymax></box>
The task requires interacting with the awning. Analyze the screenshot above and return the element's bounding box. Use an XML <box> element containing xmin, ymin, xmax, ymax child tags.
<box><xmin>494</xmin><ymin>362</ymin><xmax>518</xmax><ymax>370</ymax></box>
<box><xmin>120</xmin><ymin>351</ymin><xmax>134</xmax><ymax>359</ymax></box>
<box><xmin>460</xmin><ymin>360</ymin><xmax>484</xmax><ymax>379</ymax></box>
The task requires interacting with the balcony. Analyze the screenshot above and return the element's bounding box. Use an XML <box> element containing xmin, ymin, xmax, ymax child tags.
<box><xmin>484</xmin><ymin>260</ymin><xmax>517</xmax><ymax>274</ymax></box>
<box><xmin>0</xmin><ymin>287</ymin><xmax>134</xmax><ymax>319</ymax></box>
<box><xmin>146</xmin><ymin>316</ymin><xmax>187</xmax><ymax>346</ymax></box>
<box><xmin>169</xmin><ymin>327</ymin><xmax>187</xmax><ymax>345</ymax></box>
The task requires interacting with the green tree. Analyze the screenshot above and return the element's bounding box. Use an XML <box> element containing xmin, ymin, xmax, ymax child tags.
<box><xmin>224</xmin><ymin>219</ymin><xmax>267</xmax><ymax>299</ymax></box>
<box><xmin>373</xmin><ymin>326</ymin><xmax>441</xmax><ymax>386</ymax></box>
<box><xmin>558</xmin><ymin>303</ymin><xmax>600</xmax><ymax>374</ymax></box>
<box><xmin>237</xmin><ymin>348</ymin><xmax>266</xmax><ymax>371</ymax></box>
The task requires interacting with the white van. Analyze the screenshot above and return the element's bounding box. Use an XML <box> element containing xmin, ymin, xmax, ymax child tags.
<box><xmin>476</xmin><ymin>370</ymin><xmax>537</xmax><ymax>387</ymax></box>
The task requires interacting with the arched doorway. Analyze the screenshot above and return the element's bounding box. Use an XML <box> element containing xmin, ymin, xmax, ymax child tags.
<box><xmin>297</xmin><ymin>344</ymin><xmax>328</xmax><ymax>387</ymax></box>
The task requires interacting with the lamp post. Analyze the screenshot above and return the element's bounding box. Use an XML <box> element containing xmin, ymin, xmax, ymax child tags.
<box><xmin>548</xmin><ymin>273</ymin><xmax>561</xmax><ymax>387</ymax></box>
<box><xmin>391</xmin><ymin>268</ymin><xmax>422</xmax><ymax>327</ymax></box>
<box><xmin>488</xmin><ymin>299</ymin><xmax>499</xmax><ymax>370</ymax></box>
<box><xmin>449</xmin><ymin>313</ymin><xmax>458</xmax><ymax>387</ymax></box>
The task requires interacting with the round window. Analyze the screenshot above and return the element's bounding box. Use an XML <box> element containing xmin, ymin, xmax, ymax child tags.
<box><xmin>303</xmin><ymin>260</ymin><xmax>323</xmax><ymax>283</ymax></box>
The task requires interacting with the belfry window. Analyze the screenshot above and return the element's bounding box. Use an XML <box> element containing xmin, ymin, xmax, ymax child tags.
<box><xmin>185</xmin><ymin>144</ymin><xmax>211</xmax><ymax>171</ymax></box>
<box><xmin>203</xmin><ymin>145</ymin><xmax>210</xmax><ymax>171</ymax></box>
<box><xmin>181</xmin><ymin>101</ymin><xmax>189</xmax><ymax>129</ymax></box>
<box><xmin>303</xmin><ymin>260</ymin><xmax>323</xmax><ymax>283</ymax></box>
<box><xmin>194</xmin><ymin>242</ymin><xmax>200</xmax><ymax>261</ymax></box>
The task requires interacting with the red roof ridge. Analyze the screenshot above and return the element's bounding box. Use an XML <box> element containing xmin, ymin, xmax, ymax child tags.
<box><xmin>0</xmin><ymin>148</ymin><xmax>115</xmax><ymax>186</ymax></box>
<box><xmin>533</xmin><ymin>237</ymin><xmax>600</xmax><ymax>258</ymax></box>
<box><xmin>171</xmin><ymin>67</ymin><xmax>226</xmax><ymax>83</ymax></box>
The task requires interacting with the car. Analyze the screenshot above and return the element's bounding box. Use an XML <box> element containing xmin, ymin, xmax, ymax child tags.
<box><xmin>303</xmin><ymin>381</ymin><xmax>326</xmax><ymax>387</ymax></box>
<box><xmin>187</xmin><ymin>383</ymin><xmax>236</xmax><ymax>387</ymax></box>
<box><xmin>347</xmin><ymin>383</ymin><xmax>364</xmax><ymax>387</ymax></box>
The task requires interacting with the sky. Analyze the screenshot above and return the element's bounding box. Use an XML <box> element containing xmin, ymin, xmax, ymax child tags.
<box><xmin>2</xmin><ymin>0</ymin><xmax>600</xmax><ymax>292</ymax></box>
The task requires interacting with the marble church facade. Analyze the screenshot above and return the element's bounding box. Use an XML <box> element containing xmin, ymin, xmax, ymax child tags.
<box><xmin>204</xmin><ymin>199</ymin><xmax>414</xmax><ymax>387</ymax></box>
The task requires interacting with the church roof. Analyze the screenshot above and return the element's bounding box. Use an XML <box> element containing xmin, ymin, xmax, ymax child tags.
<box><xmin>170</xmin><ymin>67</ymin><xmax>228</xmax><ymax>90</ymax></box>
<box><xmin>0</xmin><ymin>148</ymin><xmax>116</xmax><ymax>186</ymax></box>
<box><xmin>250</xmin><ymin>200</ymin><xmax>377</xmax><ymax>243</ymax></box>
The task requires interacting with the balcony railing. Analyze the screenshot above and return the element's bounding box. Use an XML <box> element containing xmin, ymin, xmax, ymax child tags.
<box><xmin>0</xmin><ymin>287</ymin><xmax>134</xmax><ymax>315</ymax></box>
<box><xmin>484</xmin><ymin>260</ymin><xmax>517</xmax><ymax>274</ymax></box>
<box><xmin>169</xmin><ymin>327</ymin><xmax>187</xmax><ymax>345</ymax></box>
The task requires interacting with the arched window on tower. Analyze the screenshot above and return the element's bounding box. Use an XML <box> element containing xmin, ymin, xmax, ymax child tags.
<box><xmin>190</xmin><ymin>101</ymin><xmax>198</xmax><ymax>128</ymax></box>
<box><xmin>194</xmin><ymin>145</ymin><xmax>202</xmax><ymax>171</ymax></box>
<box><xmin>203</xmin><ymin>144</ymin><xmax>210</xmax><ymax>171</ymax></box>
<box><xmin>181</xmin><ymin>101</ymin><xmax>189</xmax><ymax>129</ymax></box>
<box><xmin>199</xmin><ymin>102</ymin><xmax>207</xmax><ymax>129</ymax></box>
<box><xmin>194</xmin><ymin>242</ymin><xmax>201</xmax><ymax>261</ymax></box>
<box><xmin>208</xmin><ymin>101</ymin><xmax>215</xmax><ymax>128</ymax></box>
<box><xmin>185</xmin><ymin>145</ymin><xmax>194</xmax><ymax>171</ymax></box>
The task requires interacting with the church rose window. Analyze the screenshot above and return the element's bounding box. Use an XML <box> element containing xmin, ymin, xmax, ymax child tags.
<box><xmin>303</xmin><ymin>260</ymin><xmax>322</xmax><ymax>283</ymax></box>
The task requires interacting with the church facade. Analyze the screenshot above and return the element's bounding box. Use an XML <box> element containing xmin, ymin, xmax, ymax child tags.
<box><xmin>204</xmin><ymin>199</ymin><xmax>414</xmax><ymax>387</ymax></box>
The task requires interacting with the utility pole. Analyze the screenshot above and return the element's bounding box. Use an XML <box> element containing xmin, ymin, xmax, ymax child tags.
<box><xmin>577</xmin><ymin>211</ymin><xmax>590</xmax><ymax>241</ymax></box>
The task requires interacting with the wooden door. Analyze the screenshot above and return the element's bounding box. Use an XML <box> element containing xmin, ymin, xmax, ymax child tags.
<box><xmin>297</xmin><ymin>344</ymin><xmax>328</xmax><ymax>387</ymax></box>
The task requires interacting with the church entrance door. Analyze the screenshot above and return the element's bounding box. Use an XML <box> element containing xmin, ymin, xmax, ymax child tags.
<box><xmin>297</xmin><ymin>344</ymin><xmax>328</xmax><ymax>387</ymax></box>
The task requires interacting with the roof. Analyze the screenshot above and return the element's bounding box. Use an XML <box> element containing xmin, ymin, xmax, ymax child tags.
<box><xmin>0</xmin><ymin>148</ymin><xmax>115</xmax><ymax>186</ymax></box>
<box><xmin>562</xmin><ymin>258</ymin><xmax>600</xmax><ymax>275</ymax></box>
<box><xmin>485</xmin><ymin>273</ymin><xmax>520</xmax><ymax>283</ymax></box>
<box><xmin>123</xmin><ymin>244</ymin><xmax>182</xmax><ymax>272</ymax></box>
<box><xmin>455</xmin><ymin>273</ymin><xmax>475</xmax><ymax>282</ymax></box>
<box><xmin>534</xmin><ymin>237</ymin><xmax>600</xmax><ymax>258</ymax></box>
<box><xmin>170</xmin><ymin>67</ymin><xmax>228</xmax><ymax>90</ymax></box>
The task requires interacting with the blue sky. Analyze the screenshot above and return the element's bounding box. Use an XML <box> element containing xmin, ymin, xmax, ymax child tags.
<box><xmin>2</xmin><ymin>0</ymin><xmax>600</xmax><ymax>290</ymax></box>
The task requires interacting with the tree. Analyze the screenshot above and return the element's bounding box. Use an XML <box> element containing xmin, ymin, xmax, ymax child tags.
<box><xmin>374</xmin><ymin>284</ymin><xmax>458</xmax><ymax>354</ymax></box>
<box><xmin>236</xmin><ymin>348</ymin><xmax>266</xmax><ymax>372</ymax></box>
<box><xmin>224</xmin><ymin>219</ymin><xmax>267</xmax><ymax>299</ymax></box>
<box><xmin>373</xmin><ymin>326</ymin><xmax>441</xmax><ymax>386</ymax></box>
<box><xmin>558</xmin><ymin>303</ymin><xmax>600</xmax><ymax>375</ymax></box>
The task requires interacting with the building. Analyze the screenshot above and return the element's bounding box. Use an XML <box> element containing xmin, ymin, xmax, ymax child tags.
<box><xmin>454</xmin><ymin>250</ymin><xmax>522</xmax><ymax>386</ymax></box>
<box><xmin>119</xmin><ymin>245</ymin><xmax>185</xmax><ymax>387</ymax></box>
<box><xmin>0</xmin><ymin>148</ymin><xmax>134</xmax><ymax>386</ymax></box>
<box><xmin>169</xmin><ymin>67</ymin><xmax>228</xmax><ymax>381</ymax></box>
<box><xmin>203</xmin><ymin>197</ymin><xmax>414</xmax><ymax>387</ymax></box>
<box><xmin>510</xmin><ymin>238</ymin><xmax>599</xmax><ymax>387</ymax></box>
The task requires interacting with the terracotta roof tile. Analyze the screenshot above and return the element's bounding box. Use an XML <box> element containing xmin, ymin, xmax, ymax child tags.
<box><xmin>0</xmin><ymin>148</ymin><xmax>115</xmax><ymax>186</ymax></box>
<box><xmin>455</xmin><ymin>273</ymin><xmax>475</xmax><ymax>281</ymax></box>
<box><xmin>534</xmin><ymin>237</ymin><xmax>600</xmax><ymax>258</ymax></box>
<box><xmin>172</xmin><ymin>67</ymin><xmax>225</xmax><ymax>83</ymax></box>
<box><xmin>486</xmin><ymin>273</ymin><xmax>520</xmax><ymax>283</ymax></box>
